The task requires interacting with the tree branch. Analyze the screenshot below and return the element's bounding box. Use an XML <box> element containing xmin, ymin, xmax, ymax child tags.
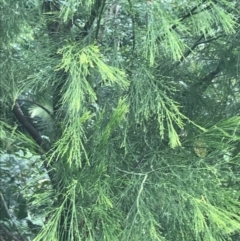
<box><xmin>158</xmin><ymin>0</ymin><xmax>211</xmax><ymax>42</ymax></box>
<box><xmin>95</xmin><ymin>0</ymin><xmax>106</xmax><ymax>40</ymax></box>
<box><xmin>179</xmin><ymin>34</ymin><xmax>205</xmax><ymax>62</ymax></box>
<box><xmin>178</xmin><ymin>34</ymin><xmax>224</xmax><ymax>63</ymax></box>
<box><xmin>195</xmin><ymin>62</ymin><xmax>222</xmax><ymax>92</ymax></box>
<box><xmin>78</xmin><ymin>0</ymin><xmax>103</xmax><ymax>38</ymax></box>
<box><xmin>16</xmin><ymin>99</ymin><xmax>54</xmax><ymax>119</ymax></box>
<box><xmin>12</xmin><ymin>102</ymin><xmax>57</xmax><ymax>186</ymax></box>
<box><xmin>192</xmin><ymin>42</ymin><xmax>234</xmax><ymax>93</ymax></box>
<box><xmin>178</xmin><ymin>0</ymin><xmax>210</xmax><ymax>24</ymax></box>
<box><xmin>12</xmin><ymin>103</ymin><xmax>44</xmax><ymax>148</ymax></box>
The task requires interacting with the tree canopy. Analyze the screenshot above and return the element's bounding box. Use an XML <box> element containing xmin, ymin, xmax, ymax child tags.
<box><xmin>0</xmin><ymin>0</ymin><xmax>240</xmax><ymax>240</ymax></box>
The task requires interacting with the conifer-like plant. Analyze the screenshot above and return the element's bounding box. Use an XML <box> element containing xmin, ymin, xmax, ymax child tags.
<box><xmin>0</xmin><ymin>0</ymin><xmax>240</xmax><ymax>240</ymax></box>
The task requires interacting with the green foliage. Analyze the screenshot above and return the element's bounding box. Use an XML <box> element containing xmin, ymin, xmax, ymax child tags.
<box><xmin>56</xmin><ymin>43</ymin><xmax>129</xmax><ymax>116</ymax></box>
<box><xmin>0</xmin><ymin>149</ymin><xmax>48</xmax><ymax>240</ymax></box>
<box><xmin>1</xmin><ymin>0</ymin><xmax>240</xmax><ymax>240</ymax></box>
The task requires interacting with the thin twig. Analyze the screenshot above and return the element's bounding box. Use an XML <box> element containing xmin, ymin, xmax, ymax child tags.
<box><xmin>179</xmin><ymin>34</ymin><xmax>204</xmax><ymax>63</ymax></box>
<box><xmin>136</xmin><ymin>174</ymin><xmax>148</xmax><ymax>217</ymax></box>
<box><xmin>116</xmin><ymin>167</ymin><xmax>148</xmax><ymax>175</ymax></box>
<box><xmin>12</xmin><ymin>103</ymin><xmax>44</xmax><ymax>147</ymax></box>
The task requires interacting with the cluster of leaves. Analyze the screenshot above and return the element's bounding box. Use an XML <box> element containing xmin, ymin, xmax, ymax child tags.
<box><xmin>0</xmin><ymin>148</ymin><xmax>50</xmax><ymax>240</ymax></box>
